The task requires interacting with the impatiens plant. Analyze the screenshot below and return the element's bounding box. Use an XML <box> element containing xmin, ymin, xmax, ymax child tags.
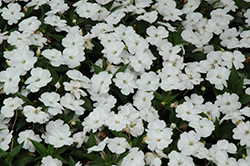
<box><xmin>0</xmin><ymin>0</ymin><xmax>250</xmax><ymax>166</ymax></box>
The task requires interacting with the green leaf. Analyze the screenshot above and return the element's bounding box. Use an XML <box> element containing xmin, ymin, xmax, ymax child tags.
<box><xmin>47</xmin><ymin>65</ymin><xmax>59</xmax><ymax>86</ymax></box>
<box><xmin>8</xmin><ymin>142</ymin><xmax>24</xmax><ymax>159</ymax></box>
<box><xmin>46</xmin><ymin>34</ymin><xmax>64</xmax><ymax>42</ymax></box>
<box><xmin>69</xmin><ymin>156</ymin><xmax>76</xmax><ymax>166</ymax></box>
<box><xmin>167</xmin><ymin>93</ymin><xmax>180</xmax><ymax>102</ymax></box>
<box><xmin>13</xmin><ymin>155</ymin><xmax>34</xmax><ymax>166</ymax></box>
<box><xmin>55</xmin><ymin>146</ymin><xmax>69</xmax><ymax>155</ymax></box>
<box><xmin>64</xmin><ymin>111</ymin><xmax>75</xmax><ymax>123</ymax></box>
<box><xmin>82</xmin><ymin>96</ymin><xmax>93</xmax><ymax>111</ymax></box>
<box><xmin>92</xmin><ymin>63</ymin><xmax>104</xmax><ymax>74</ymax></box>
<box><xmin>0</xmin><ymin>148</ymin><xmax>8</xmax><ymax>158</ymax></box>
<box><xmin>115</xmin><ymin>151</ymin><xmax>130</xmax><ymax>164</ymax></box>
<box><xmin>24</xmin><ymin>6</ymin><xmax>36</xmax><ymax>17</ymax></box>
<box><xmin>153</xmin><ymin>92</ymin><xmax>165</xmax><ymax>101</ymax></box>
<box><xmin>110</xmin><ymin>130</ymin><xmax>131</xmax><ymax>143</ymax></box>
<box><xmin>102</xmin><ymin>58</ymin><xmax>108</xmax><ymax>71</ymax></box>
<box><xmin>47</xmin><ymin>144</ymin><xmax>54</xmax><ymax>155</ymax></box>
<box><xmin>228</xmin><ymin>64</ymin><xmax>239</xmax><ymax>91</ymax></box>
<box><xmin>87</xmin><ymin>132</ymin><xmax>97</xmax><ymax>148</ymax></box>
<box><xmin>30</xmin><ymin>139</ymin><xmax>47</xmax><ymax>155</ymax></box>
<box><xmin>113</xmin><ymin>64</ymin><xmax>129</xmax><ymax>78</ymax></box>
<box><xmin>15</xmin><ymin>93</ymin><xmax>31</xmax><ymax>105</ymax></box>
<box><xmin>105</xmin><ymin>151</ymin><xmax>112</xmax><ymax>165</ymax></box>
<box><xmin>240</xmin><ymin>94</ymin><xmax>250</xmax><ymax>105</ymax></box>
<box><xmin>76</xmin><ymin>153</ymin><xmax>105</xmax><ymax>164</ymax></box>
<box><xmin>15</xmin><ymin>118</ymin><xmax>27</xmax><ymax>132</ymax></box>
<box><xmin>52</xmin><ymin>154</ymin><xmax>69</xmax><ymax>164</ymax></box>
<box><xmin>233</xmin><ymin>75</ymin><xmax>244</xmax><ymax>95</ymax></box>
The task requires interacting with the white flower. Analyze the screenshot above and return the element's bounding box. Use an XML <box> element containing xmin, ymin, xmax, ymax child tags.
<box><xmin>18</xmin><ymin>16</ymin><xmax>41</xmax><ymax>34</ymax></box>
<box><xmin>211</xmin><ymin>139</ymin><xmax>237</xmax><ymax>154</ymax></box>
<box><xmin>133</xmin><ymin>91</ymin><xmax>154</xmax><ymax>110</ymax></box>
<box><xmin>23</xmin><ymin>106</ymin><xmax>50</xmax><ymax>124</ymax></box>
<box><xmin>1</xmin><ymin>3</ymin><xmax>24</xmax><ymax>25</ymax></box>
<box><xmin>232</xmin><ymin>121</ymin><xmax>250</xmax><ymax>146</ymax></box>
<box><xmin>60</xmin><ymin>93</ymin><xmax>85</xmax><ymax>115</ymax></box>
<box><xmin>0</xmin><ymin>67</ymin><xmax>21</xmax><ymax>94</ymax></box>
<box><xmin>39</xmin><ymin>92</ymin><xmax>63</xmax><ymax>116</ymax></box>
<box><xmin>168</xmin><ymin>151</ymin><xmax>195</xmax><ymax>166</ymax></box>
<box><xmin>87</xmin><ymin>137</ymin><xmax>109</xmax><ymax>153</ymax></box>
<box><xmin>215</xmin><ymin>92</ymin><xmax>241</xmax><ymax>114</ymax></box>
<box><xmin>106</xmin><ymin>112</ymin><xmax>129</xmax><ymax>131</ymax></box>
<box><xmin>25</xmin><ymin>67</ymin><xmax>52</xmax><ymax>93</ymax></box>
<box><xmin>176</xmin><ymin>102</ymin><xmax>202</xmax><ymax>122</ymax></box>
<box><xmin>136</xmin><ymin>71</ymin><xmax>160</xmax><ymax>91</ymax></box>
<box><xmin>0</xmin><ymin>129</ymin><xmax>13</xmax><ymax>151</ymax></box>
<box><xmin>17</xmin><ymin>129</ymin><xmax>42</xmax><ymax>152</ymax></box>
<box><xmin>8</xmin><ymin>49</ymin><xmax>37</xmax><ymax>75</ymax></box>
<box><xmin>113</xmin><ymin>71</ymin><xmax>137</xmax><ymax>95</ymax></box>
<box><xmin>41</xmin><ymin>49</ymin><xmax>65</xmax><ymax>67</ymax></box>
<box><xmin>206</xmin><ymin>66</ymin><xmax>230</xmax><ymax>90</ymax></box>
<box><xmin>89</xmin><ymin>71</ymin><xmax>112</xmax><ymax>94</ymax></box>
<box><xmin>177</xmin><ymin>131</ymin><xmax>204</xmax><ymax>155</ymax></box>
<box><xmin>1</xmin><ymin>97</ymin><xmax>24</xmax><ymax>118</ymax></box>
<box><xmin>63</xmin><ymin>80</ymin><xmax>87</xmax><ymax>99</ymax></box>
<box><xmin>120</xmin><ymin>147</ymin><xmax>145</xmax><ymax>166</ymax></box>
<box><xmin>189</xmin><ymin>118</ymin><xmax>215</xmax><ymax>138</ymax></box>
<box><xmin>41</xmin><ymin>155</ymin><xmax>62</xmax><ymax>166</ymax></box>
<box><xmin>107</xmin><ymin>137</ymin><xmax>131</xmax><ymax>154</ymax></box>
<box><xmin>222</xmin><ymin>50</ymin><xmax>245</xmax><ymax>69</ymax></box>
<box><xmin>82</xmin><ymin>107</ymin><xmax>109</xmax><ymax>132</ymax></box>
<box><xmin>42</xmin><ymin>119</ymin><xmax>74</xmax><ymax>148</ymax></box>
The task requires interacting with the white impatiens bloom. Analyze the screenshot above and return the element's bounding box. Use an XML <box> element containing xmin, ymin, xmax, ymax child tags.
<box><xmin>206</xmin><ymin>66</ymin><xmax>230</xmax><ymax>90</ymax></box>
<box><xmin>211</xmin><ymin>139</ymin><xmax>237</xmax><ymax>154</ymax></box>
<box><xmin>63</xmin><ymin>80</ymin><xmax>87</xmax><ymax>99</ymax></box>
<box><xmin>232</xmin><ymin>121</ymin><xmax>250</xmax><ymax>147</ymax></box>
<box><xmin>189</xmin><ymin>118</ymin><xmax>215</xmax><ymax>138</ymax></box>
<box><xmin>175</xmin><ymin>101</ymin><xmax>202</xmax><ymax>122</ymax></box>
<box><xmin>146</xmin><ymin>120</ymin><xmax>173</xmax><ymax>151</ymax></box>
<box><xmin>87</xmin><ymin>137</ymin><xmax>109</xmax><ymax>153</ymax></box>
<box><xmin>106</xmin><ymin>112</ymin><xmax>129</xmax><ymax>131</ymax></box>
<box><xmin>41</xmin><ymin>155</ymin><xmax>62</xmax><ymax>166</ymax></box>
<box><xmin>107</xmin><ymin>137</ymin><xmax>131</xmax><ymax>154</ymax></box>
<box><xmin>136</xmin><ymin>71</ymin><xmax>160</xmax><ymax>91</ymax></box>
<box><xmin>18</xmin><ymin>16</ymin><xmax>41</xmax><ymax>34</ymax></box>
<box><xmin>39</xmin><ymin>92</ymin><xmax>63</xmax><ymax>115</ymax></box>
<box><xmin>168</xmin><ymin>151</ymin><xmax>195</xmax><ymax>166</ymax></box>
<box><xmin>120</xmin><ymin>147</ymin><xmax>145</xmax><ymax>166</ymax></box>
<box><xmin>146</xmin><ymin>25</ymin><xmax>169</xmax><ymax>46</ymax></box>
<box><xmin>1</xmin><ymin>3</ymin><xmax>24</xmax><ymax>25</ymax></box>
<box><xmin>73</xmin><ymin>131</ymin><xmax>88</xmax><ymax>149</ymax></box>
<box><xmin>222</xmin><ymin>50</ymin><xmax>245</xmax><ymax>70</ymax></box>
<box><xmin>215</xmin><ymin>92</ymin><xmax>241</xmax><ymax>114</ymax></box>
<box><xmin>8</xmin><ymin>49</ymin><xmax>37</xmax><ymax>75</ymax></box>
<box><xmin>1</xmin><ymin>97</ymin><xmax>24</xmax><ymax>118</ymax></box>
<box><xmin>0</xmin><ymin>67</ymin><xmax>21</xmax><ymax>94</ymax></box>
<box><xmin>41</xmin><ymin>49</ymin><xmax>65</xmax><ymax>67</ymax></box>
<box><xmin>82</xmin><ymin>107</ymin><xmax>109</xmax><ymax>132</ymax></box>
<box><xmin>133</xmin><ymin>91</ymin><xmax>154</xmax><ymax>110</ymax></box>
<box><xmin>42</xmin><ymin>119</ymin><xmax>74</xmax><ymax>148</ymax></box>
<box><xmin>113</xmin><ymin>71</ymin><xmax>137</xmax><ymax>95</ymax></box>
<box><xmin>89</xmin><ymin>71</ymin><xmax>112</xmax><ymax>94</ymax></box>
<box><xmin>25</xmin><ymin>67</ymin><xmax>52</xmax><ymax>93</ymax></box>
<box><xmin>177</xmin><ymin>131</ymin><xmax>204</xmax><ymax>155</ymax></box>
<box><xmin>0</xmin><ymin>129</ymin><xmax>13</xmax><ymax>151</ymax></box>
<box><xmin>17</xmin><ymin>129</ymin><xmax>42</xmax><ymax>152</ymax></box>
<box><xmin>60</xmin><ymin>93</ymin><xmax>85</xmax><ymax>115</ymax></box>
<box><xmin>23</xmin><ymin>105</ymin><xmax>50</xmax><ymax>124</ymax></box>
<box><xmin>63</xmin><ymin>47</ymin><xmax>85</xmax><ymax>68</ymax></box>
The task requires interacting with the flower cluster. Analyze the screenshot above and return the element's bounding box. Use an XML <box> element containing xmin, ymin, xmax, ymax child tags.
<box><xmin>0</xmin><ymin>0</ymin><xmax>250</xmax><ymax>166</ymax></box>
